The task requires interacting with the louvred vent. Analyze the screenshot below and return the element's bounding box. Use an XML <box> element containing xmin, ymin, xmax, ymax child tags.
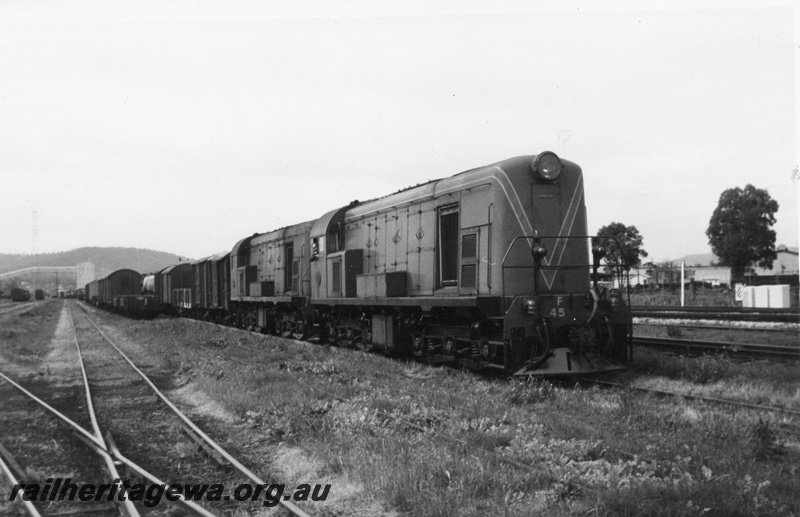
<box><xmin>461</xmin><ymin>264</ymin><xmax>477</xmax><ymax>288</ymax></box>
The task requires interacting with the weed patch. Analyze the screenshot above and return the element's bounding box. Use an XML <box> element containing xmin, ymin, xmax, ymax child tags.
<box><xmin>680</xmin><ymin>354</ymin><xmax>730</xmax><ymax>384</ymax></box>
<box><xmin>750</xmin><ymin>418</ymin><xmax>786</xmax><ymax>461</ymax></box>
<box><xmin>505</xmin><ymin>377</ymin><xmax>555</xmax><ymax>405</ymax></box>
<box><xmin>0</xmin><ymin>300</ymin><xmax>62</xmax><ymax>364</ymax></box>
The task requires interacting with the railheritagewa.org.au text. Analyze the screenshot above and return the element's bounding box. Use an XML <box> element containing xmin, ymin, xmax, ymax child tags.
<box><xmin>10</xmin><ymin>478</ymin><xmax>331</xmax><ymax>507</ymax></box>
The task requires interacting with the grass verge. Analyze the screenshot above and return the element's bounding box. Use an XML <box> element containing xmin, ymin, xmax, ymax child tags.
<box><xmin>98</xmin><ymin>311</ymin><xmax>800</xmax><ymax>516</ymax></box>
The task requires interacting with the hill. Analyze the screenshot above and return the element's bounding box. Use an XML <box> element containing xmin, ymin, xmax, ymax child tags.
<box><xmin>669</xmin><ymin>245</ymin><xmax>797</xmax><ymax>267</ymax></box>
<box><xmin>673</xmin><ymin>252</ymin><xmax>718</xmax><ymax>267</ymax></box>
<box><xmin>0</xmin><ymin>247</ymin><xmax>188</xmax><ymax>281</ymax></box>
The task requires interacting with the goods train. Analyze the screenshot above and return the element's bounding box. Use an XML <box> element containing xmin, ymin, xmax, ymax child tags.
<box><xmin>85</xmin><ymin>152</ymin><xmax>633</xmax><ymax>376</ymax></box>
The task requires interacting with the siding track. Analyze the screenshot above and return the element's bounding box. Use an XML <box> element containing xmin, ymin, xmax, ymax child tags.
<box><xmin>1</xmin><ymin>301</ymin><xmax>314</xmax><ymax>517</ymax></box>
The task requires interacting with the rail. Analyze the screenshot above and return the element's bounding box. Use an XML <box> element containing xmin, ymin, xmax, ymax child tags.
<box><xmin>0</xmin><ymin>442</ymin><xmax>42</xmax><ymax>517</ymax></box>
<box><xmin>68</xmin><ymin>303</ymin><xmax>141</xmax><ymax>517</ymax></box>
<box><xmin>631</xmin><ymin>306</ymin><xmax>800</xmax><ymax>323</ymax></box>
<box><xmin>76</xmin><ymin>303</ymin><xmax>313</xmax><ymax>517</ymax></box>
<box><xmin>0</xmin><ymin>313</ymin><xmax>219</xmax><ymax>516</ymax></box>
<box><xmin>579</xmin><ymin>377</ymin><xmax>800</xmax><ymax>418</ymax></box>
<box><xmin>633</xmin><ymin>336</ymin><xmax>799</xmax><ymax>360</ymax></box>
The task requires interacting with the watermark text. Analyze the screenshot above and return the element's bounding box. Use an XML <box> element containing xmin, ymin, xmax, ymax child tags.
<box><xmin>9</xmin><ymin>478</ymin><xmax>331</xmax><ymax>507</ymax></box>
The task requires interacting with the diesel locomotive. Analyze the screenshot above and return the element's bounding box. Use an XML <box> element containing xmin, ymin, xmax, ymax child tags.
<box><xmin>88</xmin><ymin>152</ymin><xmax>633</xmax><ymax>376</ymax></box>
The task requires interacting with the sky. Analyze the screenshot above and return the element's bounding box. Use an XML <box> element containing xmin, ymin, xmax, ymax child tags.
<box><xmin>0</xmin><ymin>0</ymin><xmax>797</xmax><ymax>263</ymax></box>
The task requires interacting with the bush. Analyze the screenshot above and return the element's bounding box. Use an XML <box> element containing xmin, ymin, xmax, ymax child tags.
<box><xmin>505</xmin><ymin>378</ymin><xmax>555</xmax><ymax>405</ymax></box>
<box><xmin>680</xmin><ymin>354</ymin><xmax>729</xmax><ymax>384</ymax></box>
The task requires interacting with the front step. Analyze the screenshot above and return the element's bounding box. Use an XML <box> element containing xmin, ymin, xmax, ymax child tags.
<box><xmin>513</xmin><ymin>347</ymin><xmax>626</xmax><ymax>377</ymax></box>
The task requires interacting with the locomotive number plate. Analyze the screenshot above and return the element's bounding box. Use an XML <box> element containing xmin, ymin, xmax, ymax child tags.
<box><xmin>540</xmin><ymin>296</ymin><xmax>567</xmax><ymax>318</ymax></box>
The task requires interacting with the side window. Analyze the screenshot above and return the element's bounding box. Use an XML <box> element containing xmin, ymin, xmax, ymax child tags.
<box><xmin>438</xmin><ymin>205</ymin><xmax>459</xmax><ymax>287</ymax></box>
<box><xmin>328</xmin><ymin>226</ymin><xmax>340</xmax><ymax>253</ymax></box>
<box><xmin>328</xmin><ymin>233</ymin><xmax>338</xmax><ymax>253</ymax></box>
<box><xmin>311</xmin><ymin>238</ymin><xmax>320</xmax><ymax>261</ymax></box>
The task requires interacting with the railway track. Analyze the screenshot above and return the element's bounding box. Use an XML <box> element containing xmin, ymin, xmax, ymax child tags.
<box><xmin>635</xmin><ymin>322</ymin><xmax>795</xmax><ymax>333</ymax></box>
<box><xmin>71</xmin><ymin>302</ymin><xmax>221</xmax><ymax>517</ymax></box>
<box><xmin>631</xmin><ymin>305</ymin><xmax>800</xmax><ymax>323</ymax></box>
<box><xmin>0</xmin><ymin>373</ymin><xmax>122</xmax><ymax>517</ymax></box>
<box><xmin>578</xmin><ymin>377</ymin><xmax>800</xmax><ymax>418</ymax></box>
<box><xmin>1</xmin><ymin>301</ymin><xmax>314</xmax><ymax>517</ymax></box>
<box><xmin>74</xmin><ymin>302</ymin><xmax>314</xmax><ymax>516</ymax></box>
<box><xmin>0</xmin><ymin>302</ymin><xmax>36</xmax><ymax>318</ymax></box>
<box><xmin>1</xmin><ymin>304</ymin><xmax>218</xmax><ymax>516</ymax></box>
<box><xmin>633</xmin><ymin>335</ymin><xmax>800</xmax><ymax>360</ymax></box>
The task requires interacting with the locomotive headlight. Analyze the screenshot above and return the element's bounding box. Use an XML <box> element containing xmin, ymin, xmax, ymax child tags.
<box><xmin>532</xmin><ymin>151</ymin><xmax>562</xmax><ymax>182</ymax></box>
<box><xmin>524</xmin><ymin>298</ymin><xmax>537</xmax><ymax>315</ymax></box>
<box><xmin>591</xmin><ymin>245</ymin><xmax>606</xmax><ymax>260</ymax></box>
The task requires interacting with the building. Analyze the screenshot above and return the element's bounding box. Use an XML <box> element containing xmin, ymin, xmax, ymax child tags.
<box><xmin>627</xmin><ymin>267</ymin><xmax>651</xmax><ymax>287</ymax></box>
<box><xmin>77</xmin><ymin>262</ymin><xmax>95</xmax><ymax>288</ymax></box>
<box><xmin>751</xmin><ymin>245</ymin><xmax>799</xmax><ymax>278</ymax></box>
<box><xmin>692</xmin><ymin>266</ymin><xmax>731</xmax><ymax>287</ymax></box>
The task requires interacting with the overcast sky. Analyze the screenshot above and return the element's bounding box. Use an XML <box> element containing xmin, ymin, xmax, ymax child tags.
<box><xmin>1</xmin><ymin>0</ymin><xmax>797</xmax><ymax>263</ymax></box>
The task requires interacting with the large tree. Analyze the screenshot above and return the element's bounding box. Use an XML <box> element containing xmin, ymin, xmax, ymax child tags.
<box><xmin>706</xmin><ymin>184</ymin><xmax>779</xmax><ymax>280</ymax></box>
<box><xmin>596</xmin><ymin>222</ymin><xmax>648</xmax><ymax>268</ymax></box>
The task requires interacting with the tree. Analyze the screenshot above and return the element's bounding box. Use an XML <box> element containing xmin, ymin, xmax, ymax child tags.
<box><xmin>652</xmin><ymin>260</ymin><xmax>680</xmax><ymax>288</ymax></box>
<box><xmin>596</xmin><ymin>222</ymin><xmax>648</xmax><ymax>268</ymax></box>
<box><xmin>706</xmin><ymin>184</ymin><xmax>779</xmax><ymax>281</ymax></box>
